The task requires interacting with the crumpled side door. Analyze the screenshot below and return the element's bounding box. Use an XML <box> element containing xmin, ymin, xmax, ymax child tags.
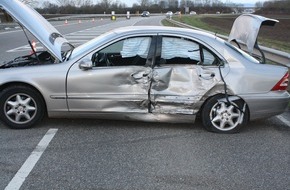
<box><xmin>149</xmin><ymin>36</ymin><xmax>228</xmax><ymax>115</ymax></box>
<box><xmin>67</xmin><ymin>65</ymin><xmax>152</xmax><ymax>113</ymax></box>
<box><xmin>66</xmin><ymin>36</ymin><xmax>156</xmax><ymax>113</ymax></box>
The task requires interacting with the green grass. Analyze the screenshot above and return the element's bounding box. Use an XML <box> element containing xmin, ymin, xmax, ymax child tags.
<box><xmin>173</xmin><ymin>15</ymin><xmax>229</xmax><ymax>35</ymax></box>
<box><xmin>161</xmin><ymin>19</ymin><xmax>176</xmax><ymax>27</ymax></box>
<box><xmin>177</xmin><ymin>16</ymin><xmax>213</xmax><ymax>30</ymax></box>
<box><xmin>258</xmin><ymin>37</ymin><xmax>290</xmax><ymax>53</ymax></box>
<box><xmin>162</xmin><ymin>16</ymin><xmax>220</xmax><ymax>32</ymax></box>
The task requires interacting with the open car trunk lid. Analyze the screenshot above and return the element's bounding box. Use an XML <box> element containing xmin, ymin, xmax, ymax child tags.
<box><xmin>228</xmin><ymin>14</ymin><xmax>278</xmax><ymax>53</ymax></box>
<box><xmin>0</xmin><ymin>0</ymin><xmax>71</xmax><ymax>61</ymax></box>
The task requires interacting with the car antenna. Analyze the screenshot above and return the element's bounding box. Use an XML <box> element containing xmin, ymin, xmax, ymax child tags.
<box><xmin>19</xmin><ymin>24</ymin><xmax>40</xmax><ymax>64</ymax></box>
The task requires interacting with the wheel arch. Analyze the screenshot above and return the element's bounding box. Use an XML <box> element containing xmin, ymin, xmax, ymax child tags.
<box><xmin>199</xmin><ymin>93</ymin><xmax>251</xmax><ymax>123</ymax></box>
<box><xmin>0</xmin><ymin>82</ymin><xmax>48</xmax><ymax>115</ymax></box>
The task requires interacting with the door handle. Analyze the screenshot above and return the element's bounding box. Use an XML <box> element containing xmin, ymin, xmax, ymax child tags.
<box><xmin>199</xmin><ymin>73</ymin><xmax>215</xmax><ymax>80</ymax></box>
<box><xmin>131</xmin><ymin>73</ymin><xmax>143</xmax><ymax>80</ymax></box>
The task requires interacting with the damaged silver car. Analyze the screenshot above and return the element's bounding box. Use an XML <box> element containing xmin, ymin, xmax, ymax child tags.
<box><xmin>0</xmin><ymin>0</ymin><xmax>289</xmax><ymax>133</ymax></box>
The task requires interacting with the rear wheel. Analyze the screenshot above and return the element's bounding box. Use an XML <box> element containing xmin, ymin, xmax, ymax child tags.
<box><xmin>0</xmin><ymin>86</ymin><xmax>45</xmax><ymax>129</ymax></box>
<box><xmin>201</xmin><ymin>95</ymin><xmax>248</xmax><ymax>133</ymax></box>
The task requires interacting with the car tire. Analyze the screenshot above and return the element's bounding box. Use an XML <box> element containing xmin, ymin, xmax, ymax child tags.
<box><xmin>0</xmin><ymin>85</ymin><xmax>45</xmax><ymax>129</ymax></box>
<box><xmin>201</xmin><ymin>95</ymin><xmax>249</xmax><ymax>133</ymax></box>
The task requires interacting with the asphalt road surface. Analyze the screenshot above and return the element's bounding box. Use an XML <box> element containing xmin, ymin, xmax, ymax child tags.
<box><xmin>0</xmin><ymin>16</ymin><xmax>290</xmax><ymax>190</ymax></box>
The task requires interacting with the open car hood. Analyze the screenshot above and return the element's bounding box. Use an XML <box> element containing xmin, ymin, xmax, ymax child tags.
<box><xmin>228</xmin><ymin>14</ymin><xmax>278</xmax><ymax>53</ymax></box>
<box><xmin>0</xmin><ymin>0</ymin><xmax>71</xmax><ymax>61</ymax></box>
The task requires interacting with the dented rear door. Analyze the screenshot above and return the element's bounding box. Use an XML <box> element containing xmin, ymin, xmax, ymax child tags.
<box><xmin>149</xmin><ymin>36</ymin><xmax>226</xmax><ymax>115</ymax></box>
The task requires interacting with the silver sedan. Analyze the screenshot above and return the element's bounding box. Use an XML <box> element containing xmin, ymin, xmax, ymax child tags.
<box><xmin>0</xmin><ymin>0</ymin><xmax>289</xmax><ymax>133</ymax></box>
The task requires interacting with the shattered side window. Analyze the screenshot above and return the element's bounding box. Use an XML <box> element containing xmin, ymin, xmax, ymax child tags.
<box><xmin>121</xmin><ymin>37</ymin><xmax>151</xmax><ymax>58</ymax></box>
<box><xmin>91</xmin><ymin>37</ymin><xmax>152</xmax><ymax>67</ymax></box>
<box><xmin>202</xmin><ymin>48</ymin><xmax>217</xmax><ymax>65</ymax></box>
<box><xmin>161</xmin><ymin>37</ymin><xmax>200</xmax><ymax>65</ymax></box>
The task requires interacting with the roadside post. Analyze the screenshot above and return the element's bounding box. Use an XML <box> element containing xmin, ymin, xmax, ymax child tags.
<box><xmin>185</xmin><ymin>7</ymin><xmax>189</xmax><ymax>15</ymax></box>
<box><xmin>126</xmin><ymin>11</ymin><xmax>130</xmax><ymax>19</ymax></box>
<box><xmin>111</xmin><ymin>11</ymin><xmax>116</xmax><ymax>20</ymax></box>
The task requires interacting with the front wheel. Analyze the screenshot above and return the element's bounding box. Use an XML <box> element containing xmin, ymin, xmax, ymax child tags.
<box><xmin>201</xmin><ymin>95</ymin><xmax>249</xmax><ymax>133</ymax></box>
<box><xmin>0</xmin><ymin>85</ymin><xmax>45</xmax><ymax>129</ymax></box>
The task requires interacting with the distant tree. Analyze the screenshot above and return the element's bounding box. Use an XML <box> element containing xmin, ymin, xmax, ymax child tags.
<box><xmin>203</xmin><ymin>0</ymin><xmax>211</xmax><ymax>7</ymax></box>
<box><xmin>138</xmin><ymin>0</ymin><xmax>151</xmax><ymax>7</ymax></box>
<box><xmin>55</xmin><ymin>0</ymin><xmax>74</xmax><ymax>6</ymax></box>
<box><xmin>168</xmin><ymin>0</ymin><xmax>178</xmax><ymax>9</ymax></box>
<box><xmin>20</xmin><ymin>0</ymin><xmax>38</xmax><ymax>7</ymax></box>
<box><xmin>152</xmin><ymin>0</ymin><xmax>159</xmax><ymax>4</ymax></box>
<box><xmin>99</xmin><ymin>0</ymin><xmax>113</xmax><ymax>10</ymax></box>
<box><xmin>75</xmin><ymin>0</ymin><xmax>92</xmax><ymax>6</ymax></box>
<box><xmin>40</xmin><ymin>1</ymin><xmax>59</xmax><ymax>14</ymax></box>
<box><xmin>257</xmin><ymin>0</ymin><xmax>290</xmax><ymax>14</ymax></box>
<box><xmin>255</xmin><ymin>1</ymin><xmax>264</xmax><ymax>8</ymax></box>
<box><xmin>159</xmin><ymin>1</ymin><xmax>166</xmax><ymax>9</ymax></box>
<box><xmin>212</xmin><ymin>0</ymin><xmax>223</xmax><ymax>7</ymax></box>
<box><xmin>33</xmin><ymin>0</ymin><xmax>245</xmax><ymax>15</ymax></box>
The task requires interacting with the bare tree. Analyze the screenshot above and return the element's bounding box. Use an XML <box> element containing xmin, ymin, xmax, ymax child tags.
<box><xmin>203</xmin><ymin>0</ymin><xmax>212</xmax><ymax>7</ymax></box>
<box><xmin>255</xmin><ymin>1</ymin><xmax>264</xmax><ymax>8</ymax></box>
<box><xmin>152</xmin><ymin>0</ymin><xmax>159</xmax><ymax>5</ymax></box>
<box><xmin>168</xmin><ymin>0</ymin><xmax>178</xmax><ymax>8</ymax></box>
<box><xmin>138</xmin><ymin>0</ymin><xmax>151</xmax><ymax>7</ymax></box>
<box><xmin>55</xmin><ymin>0</ymin><xmax>75</xmax><ymax>6</ymax></box>
<box><xmin>76</xmin><ymin>0</ymin><xmax>92</xmax><ymax>6</ymax></box>
<box><xmin>19</xmin><ymin>0</ymin><xmax>38</xmax><ymax>7</ymax></box>
<box><xmin>99</xmin><ymin>0</ymin><xmax>113</xmax><ymax>10</ymax></box>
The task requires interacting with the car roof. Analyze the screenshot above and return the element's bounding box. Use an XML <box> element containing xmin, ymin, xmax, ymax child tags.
<box><xmin>112</xmin><ymin>26</ymin><xmax>214</xmax><ymax>38</ymax></box>
<box><xmin>72</xmin><ymin>26</ymin><xmax>225</xmax><ymax>60</ymax></box>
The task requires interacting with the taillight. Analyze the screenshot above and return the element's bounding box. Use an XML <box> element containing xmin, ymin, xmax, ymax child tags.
<box><xmin>271</xmin><ymin>72</ymin><xmax>289</xmax><ymax>91</ymax></box>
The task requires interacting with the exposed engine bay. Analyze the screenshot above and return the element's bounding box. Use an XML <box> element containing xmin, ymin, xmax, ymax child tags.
<box><xmin>0</xmin><ymin>51</ymin><xmax>56</xmax><ymax>69</ymax></box>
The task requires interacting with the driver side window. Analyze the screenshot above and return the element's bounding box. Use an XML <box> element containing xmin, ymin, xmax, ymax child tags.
<box><xmin>91</xmin><ymin>37</ymin><xmax>152</xmax><ymax>67</ymax></box>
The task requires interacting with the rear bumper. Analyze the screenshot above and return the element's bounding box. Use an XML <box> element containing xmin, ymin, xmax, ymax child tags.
<box><xmin>241</xmin><ymin>91</ymin><xmax>290</xmax><ymax>120</ymax></box>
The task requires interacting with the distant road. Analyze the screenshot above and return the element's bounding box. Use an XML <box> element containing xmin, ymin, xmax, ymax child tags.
<box><xmin>0</xmin><ymin>16</ymin><xmax>164</xmax><ymax>63</ymax></box>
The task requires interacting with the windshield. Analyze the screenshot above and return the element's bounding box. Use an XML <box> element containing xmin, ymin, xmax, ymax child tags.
<box><xmin>225</xmin><ymin>42</ymin><xmax>260</xmax><ymax>63</ymax></box>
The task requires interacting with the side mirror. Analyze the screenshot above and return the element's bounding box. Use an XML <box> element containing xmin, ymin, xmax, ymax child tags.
<box><xmin>79</xmin><ymin>59</ymin><xmax>93</xmax><ymax>70</ymax></box>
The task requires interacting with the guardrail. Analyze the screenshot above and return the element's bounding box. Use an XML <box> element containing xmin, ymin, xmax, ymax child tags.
<box><xmin>46</xmin><ymin>14</ymin><xmax>137</xmax><ymax>21</ymax></box>
<box><xmin>165</xmin><ymin>18</ymin><xmax>290</xmax><ymax>67</ymax></box>
<box><xmin>46</xmin><ymin>13</ymin><xmax>164</xmax><ymax>21</ymax></box>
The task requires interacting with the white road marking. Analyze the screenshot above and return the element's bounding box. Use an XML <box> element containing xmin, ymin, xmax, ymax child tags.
<box><xmin>276</xmin><ymin>115</ymin><xmax>290</xmax><ymax>127</ymax></box>
<box><xmin>6</xmin><ymin>27</ymin><xmax>102</xmax><ymax>53</ymax></box>
<box><xmin>5</xmin><ymin>128</ymin><xmax>58</xmax><ymax>190</ymax></box>
<box><xmin>7</xmin><ymin>45</ymin><xmax>44</xmax><ymax>53</ymax></box>
<box><xmin>0</xmin><ymin>29</ymin><xmax>23</xmax><ymax>35</ymax></box>
<box><xmin>5</xmin><ymin>18</ymin><xmax>146</xmax><ymax>53</ymax></box>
